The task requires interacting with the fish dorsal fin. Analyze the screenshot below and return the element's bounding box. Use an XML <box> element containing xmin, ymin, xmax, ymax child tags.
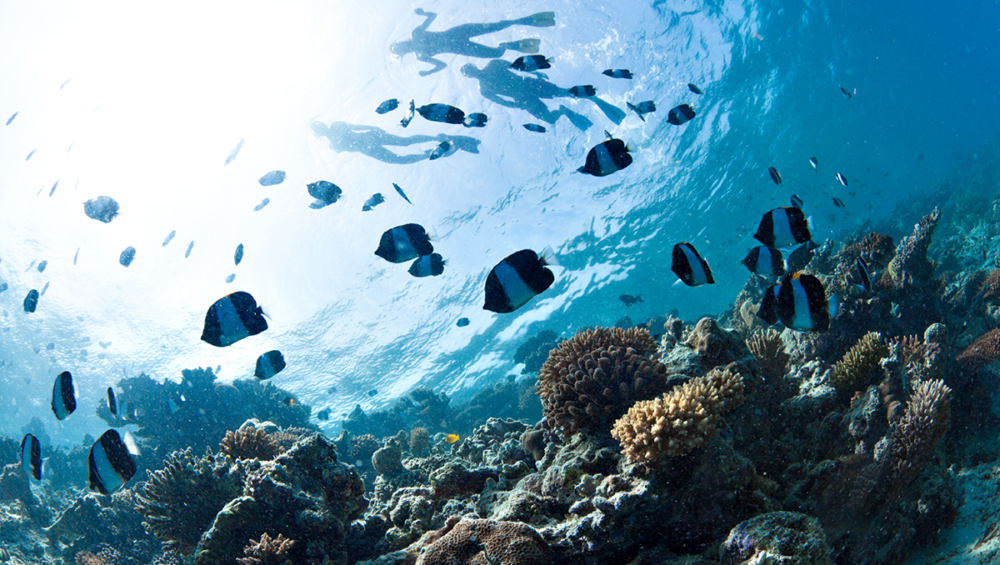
<box><xmin>604</xmin><ymin>130</ymin><xmax>613</xmax><ymax>140</ymax></box>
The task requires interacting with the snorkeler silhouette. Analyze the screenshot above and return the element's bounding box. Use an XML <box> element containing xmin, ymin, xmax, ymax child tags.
<box><xmin>461</xmin><ymin>60</ymin><xmax>627</xmax><ymax>129</ymax></box>
<box><xmin>391</xmin><ymin>9</ymin><xmax>556</xmax><ymax>76</ymax></box>
<box><xmin>310</xmin><ymin>121</ymin><xmax>480</xmax><ymax>164</ymax></box>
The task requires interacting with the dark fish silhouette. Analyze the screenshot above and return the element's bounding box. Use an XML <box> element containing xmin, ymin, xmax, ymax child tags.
<box><xmin>201</xmin><ymin>291</ymin><xmax>268</xmax><ymax>347</ymax></box>
<box><xmin>375</xmin><ymin>224</ymin><xmax>433</xmax><ymax>263</ymax></box>
<box><xmin>21</xmin><ymin>434</ymin><xmax>42</xmax><ymax>481</ymax></box>
<box><xmin>840</xmin><ymin>85</ymin><xmax>853</xmax><ymax>98</ymax></box>
<box><xmin>567</xmin><ymin>85</ymin><xmax>596</xmax><ymax>97</ymax></box>
<box><xmin>88</xmin><ymin>430</ymin><xmax>137</xmax><ymax>494</ymax></box>
<box><xmin>603</xmin><ymin>69</ymin><xmax>632</xmax><ymax>79</ymax></box>
<box><xmin>666</xmin><ymin>104</ymin><xmax>696</xmax><ymax>126</ymax></box>
<box><xmin>484</xmin><ymin>248</ymin><xmax>556</xmax><ymax>313</ymax></box>
<box><xmin>429</xmin><ymin>141</ymin><xmax>452</xmax><ymax>161</ymax></box>
<box><xmin>254</xmin><ymin>198</ymin><xmax>270</xmax><ymax>211</ymax></box>
<box><xmin>742</xmin><ymin>246</ymin><xmax>784</xmax><ymax>277</ymax></box>
<box><xmin>224</xmin><ymin>138</ymin><xmax>244</xmax><ymax>165</ymax></box>
<box><xmin>775</xmin><ymin>272</ymin><xmax>835</xmax><ymax>332</ymax></box>
<box><xmin>523</xmin><ymin>123</ymin><xmax>546</xmax><ymax>133</ymax></box>
<box><xmin>784</xmin><ymin>240</ymin><xmax>819</xmax><ymax>273</ymax></box>
<box><xmin>393</xmin><ymin>183</ymin><xmax>412</xmax><ymax>205</ymax></box>
<box><xmin>836</xmin><ymin>172</ymin><xmax>848</xmax><ymax>187</ymax></box>
<box><xmin>578</xmin><ymin>134</ymin><xmax>631</xmax><ymax>177</ymax></box>
<box><xmin>627</xmin><ymin>101</ymin><xmax>656</xmax><ymax>122</ymax></box>
<box><xmin>619</xmin><ymin>294</ymin><xmax>643</xmax><ymax>307</ymax></box>
<box><xmin>307</xmin><ymin>181</ymin><xmax>342</xmax><ymax>209</ymax></box>
<box><xmin>456</xmin><ymin>317</ymin><xmax>470</xmax><ymax>327</ymax></box>
<box><xmin>255</xmin><ymin>350</ymin><xmax>286</xmax><ymax>380</ymax></box>
<box><xmin>119</xmin><ymin>247</ymin><xmax>136</xmax><ymax>267</ymax></box>
<box><xmin>83</xmin><ymin>196</ymin><xmax>120</xmax><ymax>223</ymax></box>
<box><xmin>790</xmin><ymin>194</ymin><xmax>804</xmax><ymax>210</ymax></box>
<box><xmin>51</xmin><ymin>371</ymin><xmax>77</xmax><ymax>420</ymax></box>
<box><xmin>768</xmin><ymin>167</ymin><xmax>782</xmax><ymax>185</ymax></box>
<box><xmin>408</xmin><ymin>253</ymin><xmax>445</xmax><ymax>277</ymax></box>
<box><xmin>162</xmin><ymin>230</ymin><xmax>176</xmax><ymax>246</ymax></box>
<box><xmin>400</xmin><ymin>100</ymin><xmax>415</xmax><ymax>127</ymax></box>
<box><xmin>37</xmin><ymin>260</ymin><xmax>47</xmax><ymax>273</ymax></box>
<box><xmin>809</xmin><ymin>157</ymin><xmax>818</xmax><ymax>170</ymax></box>
<box><xmin>258</xmin><ymin>170</ymin><xmax>286</xmax><ymax>186</ymax></box>
<box><xmin>107</xmin><ymin>387</ymin><xmax>118</xmax><ymax>417</ymax></box>
<box><xmin>234</xmin><ymin>244</ymin><xmax>244</xmax><ymax>265</ymax></box>
<box><xmin>511</xmin><ymin>55</ymin><xmax>551</xmax><ymax>71</ymax></box>
<box><xmin>833</xmin><ymin>197</ymin><xmax>845</xmax><ymax>208</ymax></box>
<box><xmin>362</xmin><ymin>193</ymin><xmax>385</xmax><ymax>211</ymax></box>
<box><xmin>185</xmin><ymin>241</ymin><xmax>194</xmax><ymax>258</ymax></box>
<box><xmin>753</xmin><ymin>207</ymin><xmax>813</xmax><ymax>248</ymax></box>
<box><xmin>376</xmin><ymin>99</ymin><xmax>399</xmax><ymax>114</ymax></box>
<box><xmin>688</xmin><ymin>83</ymin><xmax>703</xmax><ymax>95</ymax></box>
<box><xmin>24</xmin><ymin>289</ymin><xmax>39</xmax><ymax>313</ymax></box>
<box><xmin>671</xmin><ymin>243</ymin><xmax>714</xmax><ymax>287</ymax></box>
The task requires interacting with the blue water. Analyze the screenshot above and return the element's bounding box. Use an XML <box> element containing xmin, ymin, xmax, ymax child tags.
<box><xmin>0</xmin><ymin>0</ymin><xmax>998</xmax><ymax>448</ymax></box>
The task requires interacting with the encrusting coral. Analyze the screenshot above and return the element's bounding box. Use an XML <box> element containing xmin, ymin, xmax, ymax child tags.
<box><xmin>236</xmin><ymin>532</ymin><xmax>296</xmax><ymax>565</ymax></box>
<box><xmin>537</xmin><ymin>327</ymin><xmax>667</xmax><ymax>438</ymax></box>
<box><xmin>831</xmin><ymin>331</ymin><xmax>887</xmax><ymax>393</ymax></box>
<box><xmin>219</xmin><ymin>426</ymin><xmax>280</xmax><ymax>462</ymax></box>
<box><xmin>612</xmin><ymin>365</ymin><xmax>745</xmax><ymax>463</ymax></box>
<box><xmin>745</xmin><ymin>328</ymin><xmax>789</xmax><ymax>379</ymax></box>
<box><xmin>413</xmin><ymin>517</ymin><xmax>552</xmax><ymax>565</ymax></box>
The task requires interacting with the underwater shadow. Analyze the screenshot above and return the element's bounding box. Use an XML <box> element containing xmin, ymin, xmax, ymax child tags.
<box><xmin>391</xmin><ymin>9</ymin><xmax>556</xmax><ymax>76</ymax></box>
<box><xmin>461</xmin><ymin>60</ymin><xmax>626</xmax><ymax>129</ymax></box>
<box><xmin>311</xmin><ymin>121</ymin><xmax>481</xmax><ymax>164</ymax></box>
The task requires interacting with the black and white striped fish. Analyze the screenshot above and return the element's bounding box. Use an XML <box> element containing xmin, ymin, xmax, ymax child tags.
<box><xmin>409</xmin><ymin>253</ymin><xmax>445</xmax><ymax>277</ymax></box>
<box><xmin>88</xmin><ymin>430</ymin><xmax>138</xmax><ymax>494</ymax></box>
<box><xmin>603</xmin><ymin>69</ymin><xmax>632</xmax><ymax>79</ymax></box>
<box><xmin>752</xmin><ymin>207</ymin><xmax>813</xmax><ymax>248</ymax></box>
<box><xmin>21</xmin><ymin>434</ymin><xmax>42</xmax><ymax>482</ymax></box>
<box><xmin>107</xmin><ymin>387</ymin><xmax>118</xmax><ymax>418</ymax></box>
<box><xmin>51</xmin><ymin>371</ymin><xmax>76</xmax><ymax>420</ymax></box>
<box><xmin>511</xmin><ymin>55</ymin><xmax>552</xmax><ymax>72</ymax></box>
<box><xmin>666</xmin><ymin>104</ymin><xmax>696</xmax><ymax>125</ymax></box>
<box><xmin>671</xmin><ymin>242</ymin><xmax>714</xmax><ymax>287</ymax></box>
<box><xmin>375</xmin><ymin>224</ymin><xmax>433</xmax><ymax>263</ymax></box>
<box><xmin>775</xmin><ymin>272</ymin><xmax>836</xmax><ymax>332</ymax></box>
<box><xmin>200</xmin><ymin>291</ymin><xmax>268</xmax><ymax>347</ymax></box>
<box><xmin>742</xmin><ymin>246</ymin><xmax>784</xmax><ymax>277</ymax></box>
<box><xmin>627</xmin><ymin>101</ymin><xmax>656</xmax><ymax>122</ymax></box>
<box><xmin>568</xmin><ymin>85</ymin><xmax>596</xmax><ymax>97</ymax></box>
<box><xmin>483</xmin><ymin>248</ymin><xmax>557</xmax><ymax>313</ymax></box>
<box><xmin>254</xmin><ymin>350</ymin><xmax>286</xmax><ymax>380</ymax></box>
<box><xmin>577</xmin><ymin>133</ymin><xmax>632</xmax><ymax>177</ymax></box>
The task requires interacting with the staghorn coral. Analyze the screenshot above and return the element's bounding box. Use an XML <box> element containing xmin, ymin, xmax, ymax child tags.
<box><xmin>410</xmin><ymin>427</ymin><xmax>431</xmax><ymax>457</ymax></box>
<box><xmin>236</xmin><ymin>533</ymin><xmax>296</xmax><ymax>565</ymax></box>
<box><xmin>956</xmin><ymin>328</ymin><xmax>1000</xmax><ymax>370</ymax></box>
<box><xmin>882</xmin><ymin>208</ymin><xmax>941</xmax><ymax>289</ymax></box>
<box><xmin>831</xmin><ymin>332</ymin><xmax>888</xmax><ymax>393</ymax></box>
<box><xmin>746</xmin><ymin>328</ymin><xmax>789</xmax><ymax>379</ymax></box>
<box><xmin>414</xmin><ymin>517</ymin><xmax>552</xmax><ymax>565</ymax></box>
<box><xmin>219</xmin><ymin>427</ymin><xmax>280</xmax><ymax>462</ymax></box>
<box><xmin>612</xmin><ymin>365</ymin><xmax>746</xmax><ymax>463</ymax></box>
<box><xmin>537</xmin><ymin>327</ymin><xmax>667</xmax><ymax>438</ymax></box>
<box><xmin>135</xmin><ymin>448</ymin><xmax>244</xmax><ymax>555</ymax></box>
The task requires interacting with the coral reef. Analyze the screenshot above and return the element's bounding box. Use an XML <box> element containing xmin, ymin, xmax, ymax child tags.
<box><xmin>830</xmin><ymin>332</ymin><xmax>887</xmax><ymax>393</ymax></box>
<box><xmin>537</xmin><ymin>327</ymin><xmax>667</xmax><ymax>438</ymax></box>
<box><xmin>746</xmin><ymin>328</ymin><xmax>789</xmax><ymax>379</ymax></box>
<box><xmin>236</xmin><ymin>533</ymin><xmax>295</xmax><ymax>565</ymax></box>
<box><xmin>956</xmin><ymin>328</ymin><xmax>1000</xmax><ymax>370</ymax></box>
<box><xmin>720</xmin><ymin>511</ymin><xmax>832</xmax><ymax>565</ymax></box>
<box><xmin>611</xmin><ymin>365</ymin><xmax>746</xmax><ymax>463</ymax></box>
<box><xmin>881</xmin><ymin>208</ymin><xmax>941</xmax><ymax>289</ymax></box>
<box><xmin>514</xmin><ymin>329</ymin><xmax>560</xmax><ymax>374</ymax></box>
<box><xmin>219</xmin><ymin>426</ymin><xmax>280</xmax><ymax>462</ymax></box>
<box><xmin>409</xmin><ymin>427</ymin><xmax>431</xmax><ymax>458</ymax></box>
<box><xmin>412</xmin><ymin>518</ymin><xmax>551</xmax><ymax>565</ymax></box>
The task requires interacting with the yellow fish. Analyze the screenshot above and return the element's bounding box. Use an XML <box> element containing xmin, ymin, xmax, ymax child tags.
<box><xmin>445</xmin><ymin>434</ymin><xmax>460</xmax><ymax>443</ymax></box>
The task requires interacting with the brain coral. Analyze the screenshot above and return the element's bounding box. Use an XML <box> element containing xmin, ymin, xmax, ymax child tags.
<box><xmin>831</xmin><ymin>332</ymin><xmax>887</xmax><ymax>393</ymax></box>
<box><xmin>611</xmin><ymin>365</ymin><xmax>745</xmax><ymax>463</ymax></box>
<box><xmin>414</xmin><ymin>518</ymin><xmax>551</xmax><ymax>565</ymax></box>
<box><xmin>537</xmin><ymin>327</ymin><xmax>667</xmax><ymax>438</ymax></box>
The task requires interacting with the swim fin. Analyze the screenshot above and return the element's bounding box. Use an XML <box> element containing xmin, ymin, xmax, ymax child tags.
<box><xmin>512</xmin><ymin>38</ymin><xmax>541</xmax><ymax>53</ymax></box>
<box><xmin>527</xmin><ymin>12</ymin><xmax>556</xmax><ymax>27</ymax></box>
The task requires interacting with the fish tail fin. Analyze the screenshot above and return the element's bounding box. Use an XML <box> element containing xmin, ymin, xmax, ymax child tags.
<box><xmin>528</xmin><ymin>12</ymin><xmax>556</xmax><ymax>27</ymax></box>
<box><xmin>573</xmin><ymin>167</ymin><xmax>584</xmax><ymax>174</ymax></box>
<box><xmin>426</xmin><ymin>229</ymin><xmax>437</xmax><ymax>242</ymax></box>
<box><xmin>637</xmin><ymin>294</ymin><xmax>643</xmax><ymax>302</ymax></box>
<box><xmin>827</xmin><ymin>295</ymin><xmax>839</xmax><ymax>318</ymax></box>
<box><xmin>806</xmin><ymin>216</ymin><xmax>815</xmax><ymax>233</ymax></box>
<box><xmin>539</xmin><ymin>246</ymin><xmax>559</xmax><ymax>266</ymax></box>
<box><xmin>604</xmin><ymin>130</ymin><xmax>613</xmax><ymax>140</ymax></box>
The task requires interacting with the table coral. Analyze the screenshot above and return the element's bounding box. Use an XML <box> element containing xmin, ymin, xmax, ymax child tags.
<box><xmin>611</xmin><ymin>365</ymin><xmax>746</xmax><ymax>463</ymax></box>
<box><xmin>414</xmin><ymin>518</ymin><xmax>551</xmax><ymax>565</ymax></box>
<box><xmin>537</xmin><ymin>327</ymin><xmax>667</xmax><ymax>438</ymax></box>
<box><xmin>831</xmin><ymin>332</ymin><xmax>887</xmax><ymax>393</ymax></box>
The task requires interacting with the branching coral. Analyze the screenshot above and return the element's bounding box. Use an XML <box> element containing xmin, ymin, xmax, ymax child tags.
<box><xmin>831</xmin><ymin>332</ymin><xmax>888</xmax><ymax>393</ymax></box>
<box><xmin>890</xmin><ymin>379</ymin><xmax>952</xmax><ymax>467</ymax></box>
<box><xmin>881</xmin><ymin>208</ymin><xmax>941</xmax><ymax>289</ymax></box>
<box><xmin>611</xmin><ymin>365</ymin><xmax>746</xmax><ymax>463</ymax></box>
<box><xmin>236</xmin><ymin>533</ymin><xmax>296</xmax><ymax>565</ymax></box>
<box><xmin>219</xmin><ymin>427</ymin><xmax>280</xmax><ymax>462</ymax></box>
<box><xmin>514</xmin><ymin>329</ymin><xmax>560</xmax><ymax>374</ymax></box>
<box><xmin>135</xmin><ymin>448</ymin><xmax>244</xmax><ymax>555</ymax></box>
<box><xmin>414</xmin><ymin>518</ymin><xmax>552</xmax><ymax>565</ymax></box>
<box><xmin>746</xmin><ymin>329</ymin><xmax>789</xmax><ymax>379</ymax></box>
<box><xmin>537</xmin><ymin>327</ymin><xmax>667</xmax><ymax>438</ymax></box>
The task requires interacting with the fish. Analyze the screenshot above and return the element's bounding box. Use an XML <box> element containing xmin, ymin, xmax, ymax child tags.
<box><xmin>626</xmin><ymin>101</ymin><xmax>656</xmax><ymax>122</ymax></box>
<box><xmin>224</xmin><ymin>138</ymin><xmax>244</xmax><ymax>165</ymax></box>
<box><xmin>688</xmin><ymin>83</ymin><xmax>703</xmax><ymax>95</ymax></box>
<box><xmin>83</xmin><ymin>196</ymin><xmax>120</xmax><ymax>223</ymax></box>
<box><xmin>6</xmin><ymin>112</ymin><xmax>17</xmax><ymax>126</ymax></box>
<box><xmin>49</xmin><ymin>181</ymin><xmax>59</xmax><ymax>197</ymax></box>
<box><xmin>484</xmin><ymin>248</ymin><xmax>557</xmax><ymax>313</ymax></box>
<box><xmin>376</xmin><ymin>99</ymin><xmax>399</xmax><ymax>114</ymax></box>
<box><xmin>757</xmin><ymin>283</ymin><xmax>782</xmax><ymax>325</ymax></box>
<box><xmin>851</xmin><ymin>257</ymin><xmax>873</xmax><ymax>292</ymax></box>
<box><xmin>185</xmin><ymin>241</ymin><xmax>195</xmax><ymax>258</ymax></box>
<box><xmin>234</xmin><ymin>244</ymin><xmax>244</xmax><ymax>266</ymax></box>
<box><xmin>456</xmin><ymin>317</ymin><xmax>470</xmax><ymax>327</ymax></box>
<box><xmin>523</xmin><ymin>124</ymin><xmax>547</xmax><ymax>133</ymax></box>
<box><xmin>74</xmin><ymin>248</ymin><xmax>80</xmax><ymax>265</ymax></box>
<box><xmin>88</xmin><ymin>430</ymin><xmax>137</xmax><ymax>494</ymax></box>
<box><xmin>40</xmin><ymin>282</ymin><xmax>50</xmax><ymax>296</ymax></box>
<box><xmin>809</xmin><ymin>157</ymin><xmax>818</xmax><ymax>170</ymax></box>
<box><xmin>119</xmin><ymin>247</ymin><xmax>136</xmax><ymax>267</ymax></box>
<box><xmin>225</xmin><ymin>274</ymin><xmax>235</xmax><ymax>283</ymax></box>
<box><xmin>832</xmin><ymin>197</ymin><xmax>845</xmax><ymax>208</ymax></box>
<box><xmin>362</xmin><ymin>193</ymin><xmax>385</xmax><ymax>212</ymax></box>
<box><xmin>254</xmin><ymin>350</ymin><xmax>286</xmax><ymax>380</ymax></box>
<box><xmin>317</xmin><ymin>408</ymin><xmax>331</xmax><ymax>421</ymax></box>
<box><xmin>836</xmin><ymin>172</ymin><xmax>848</xmax><ymax>187</ymax></box>
<box><xmin>775</xmin><ymin>272</ymin><xmax>835</xmax><ymax>332</ymax></box>
<box><xmin>107</xmin><ymin>387</ymin><xmax>118</xmax><ymax>417</ymax></box>
<box><xmin>753</xmin><ymin>207</ymin><xmax>813</xmax><ymax>248</ymax></box>
<box><xmin>671</xmin><ymin>242</ymin><xmax>714</xmax><ymax>287</ymax></box>
<box><xmin>46</xmin><ymin>342</ymin><xmax>55</xmax><ymax>351</ymax></box>
<box><xmin>26</xmin><ymin>149</ymin><xmax>36</xmax><ymax>161</ymax></box>
<box><xmin>416</xmin><ymin>103</ymin><xmax>464</xmax><ymax>124</ymax></box>
<box><xmin>567</xmin><ymin>85</ymin><xmax>596</xmax><ymax>97</ymax></box>
<box><xmin>21</xmin><ymin>434</ymin><xmax>42</xmax><ymax>482</ymax></box>
<box><xmin>51</xmin><ymin>371</ymin><xmax>77</xmax><ymax>420</ymax></box>
<box><xmin>742</xmin><ymin>246</ymin><xmax>785</xmax><ymax>277</ymax></box>
<box><xmin>0</xmin><ymin>282</ymin><xmax>7</xmax><ymax>293</ymax></box>
<box><xmin>162</xmin><ymin>230</ymin><xmax>176</xmax><ymax>246</ymax></box>
<box><xmin>840</xmin><ymin>85</ymin><xmax>853</xmax><ymax>99</ymax></box>
<box><xmin>328</xmin><ymin>386</ymin><xmax>338</xmax><ymax>394</ymax></box>
<box><xmin>603</xmin><ymin>69</ymin><xmax>632</xmax><ymax>79</ymax></box>
<box><xmin>666</xmin><ymin>104</ymin><xmax>696</xmax><ymax>126</ymax></box>
<box><xmin>375</xmin><ymin>224</ymin><xmax>433</xmax><ymax>263</ymax></box>
<box><xmin>577</xmin><ymin>134</ymin><xmax>632</xmax><ymax>177</ymax></box>
<box><xmin>465</xmin><ymin>113</ymin><xmax>488</xmax><ymax>127</ymax></box>
<box><xmin>254</xmin><ymin>198</ymin><xmax>270</xmax><ymax>211</ymax></box>
<box><xmin>445</xmin><ymin>434</ymin><xmax>460</xmax><ymax>443</ymax></box>
<box><xmin>259</xmin><ymin>170</ymin><xmax>286</xmax><ymax>186</ymax></box>
<box><xmin>307</xmin><ymin>181</ymin><xmax>343</xmax><ymax>209</ymax></box>
<box><xmin>768</xmin><ymin>167</ymin><xmax>782</xmax><ymax>185</ymax></box>
<box><xmin>393</xmin><ymin>183</ymin><xmax>412</xmax><ymax>205</ymax></box>
<box><xmin>37</xmin><ymin>260</ymin><xmax>47</xmax><ymax>273</ymax></box>
<box><xmin>619</xmin><ymin>294</ymin><xmax>643</xmax><ymax>307</ymax></box>
<box><xmin>200</xmin><ymin>291</ymin><xmax>268</xmax><ymax>347</ymax></box>
<box><xmin>783</xmin><ymin>240</ymin><xmax>819</xmax><ymax>273</ymax></box>
<box><xmin>429</xmin><ymin>141</ymin><xmax>452</xmax><ymax>161</ymax></box>
<box><xmin>510</xmin><ymin>55</ymin><xmax>552</xmax><ymax>72</ymax></box>
<box><xmin>400</xmin><ymin>100</ymin><xmax>415</xmax><ymax>127</ymax></box>
<box><xmin>368</xmin><ymin>389</ymin><xmax>378</xmax><ymax>397</ymax></box>
<box><xmin>24</xmin><ymin>289</ymin><xmax>39</xmax><ymax>313</ymax></box>
<box><xmin>408</xmin><ymin>253</ymin><xmax>445</xmax><ymax>277</ymax></box>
